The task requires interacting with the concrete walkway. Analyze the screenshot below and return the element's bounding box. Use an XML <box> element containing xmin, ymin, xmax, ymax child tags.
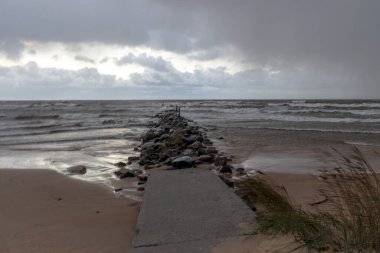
<box><xmin>129</xmin><ymin>168</ymin><xmax>256</xmax><ymax>253</ymax></box>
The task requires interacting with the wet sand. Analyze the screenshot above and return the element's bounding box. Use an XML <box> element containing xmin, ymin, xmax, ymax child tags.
<box><xmin>0</xmin><ymin>169</ymin><xmax>139</xmax><ymax>253</ymax></box>
<box><xmin>209</xmin><ymin>127</ymin><xmax>380</xmax><ymax>173</ymax></box>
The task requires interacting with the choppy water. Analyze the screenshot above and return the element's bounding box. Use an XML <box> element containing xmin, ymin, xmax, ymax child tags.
<box><xmin>1</xmin><ymin>100</ymin><xmax>380</xmax><ymax>181</ymax></box>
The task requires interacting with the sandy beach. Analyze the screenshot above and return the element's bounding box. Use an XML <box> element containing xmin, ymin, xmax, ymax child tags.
<box><xmin>0</xmin><ymin>169</ymin><xmax>139</xmax><ymax>253</ymax></box>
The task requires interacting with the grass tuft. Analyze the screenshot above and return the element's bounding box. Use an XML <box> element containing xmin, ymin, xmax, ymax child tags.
<box><xmin>237</xmin><ymin>147</ymin><xmax>380</xmax><ymax>252</ymax></box>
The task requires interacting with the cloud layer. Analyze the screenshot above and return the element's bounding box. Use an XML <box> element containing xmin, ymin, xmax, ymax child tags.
<box><xmin>0</xmin><ymin>0</ymin><xmax>379</xmax><ymax>99</ymax></box>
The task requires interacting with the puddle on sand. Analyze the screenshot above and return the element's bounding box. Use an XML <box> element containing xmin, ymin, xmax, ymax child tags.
<box><xmin>242</xmin><ymin>152</ymin><xmax>334</xmax><ymax>174</ymax></box>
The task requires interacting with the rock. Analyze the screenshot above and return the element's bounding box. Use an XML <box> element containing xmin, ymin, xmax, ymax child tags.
<box><xmin>67</xmin><ymin>165</ymin><xmax>87</xmax><ymax>175</ymax></box>
<box><xmin>217</xmin><ymin>136</ymin><xmax>224</xmax><ymax>140</ymax></box>
<box><xmin>189</xmin><ymin>141</ymin><xmax>205</xmax><ymax>150</ymax></box>
<box><xmin>158</xmin><ymin>153</ymin><xmax>169</xmax><ymax>162</ymax></box>
<box><xmin>119</xmin><ymin>171</ymin><xmax>135</xmax><ymax>179</ymax></box>
<box><xmin>114</xmin><ymin>168</ymin><xmax>128</xmax><ymax>177</ymax></box>
<box><xmin>144</xmin><ymin>129</ymin><xmax>157</xmax><ymax>141</ymax></box>
<box><xmin>171</xmin><ymin>156</ymin><xmax>195</xmax><ymax>169</ymax></box>
<box><xmin>114</xmin><ymin>188</ymin><xmax>123</xmax><ymax>192</ymax></box>
<box><xmin>219</xmin><ymin>164</ymin><xmax>233</xmax><ymax>174</ymax></box>
<box><xmin>137</xmin><ymin>186</ymin><xmax>145</xmax><ymax>191</ymax></box>
<box><xmin>195</xmin><ymin>136</ymin><xmax>204</xmax><ymax>142</ymax></box>
<box><xmin>181</xmin><ymin>148</ymin><xmax>194</xmax><ymax>156</ymax></box>
<box><xmin>205</xmin><ymin>146</ymin><xmax>218</xmax><ymax>155</ymax></box>
<box><xmin>131</xmin><ymin>169</ymin><xmax>143</xmax><ymax>176</ymax></box>
<box><xmin>198</xmin><ymin>155</ymin><xmax>213</xmax><ymax>163</ymax></box>
<box><xmin>127</xmin><ymin>156</ymin><xmax>139</xmax><ymax>164</ymax></box>
<box><xmin>214</xmin><ymin>156</ymin><xmax>228</xmax><ymax>166</ymax></box>
<box><xmin>159</xmin><ymin>133</ymin><xmax>170</xmax><ymax>140</ymax></box>
<box><xmin>235</xmin><ymin>167</ymin><xmax>246</xmax><ymax>176</ymax></box>
<box><xmin>141</xmin><ymin>141</ymin><xmax>156</xmax><ymax>150</ymax></box>
<box><xmin>170</xmin><ymin>130</ymin><xmax>183</xmax><ymax>146</ymax></box>
<box><xmin>114</xmin><ymin>162</ymin><xmax>126</xmax><ymax>168</ymax></box>
<box><xmin>197</xmin><ymin>148</ymin><xmax>207</xmax><ymax>156</ymax></box>
<box><xmin>183</xmin><ymin>135</ymin><xmax>198</xmax><ymax>144</ymax></box>
<box><xmin>137</xmin><ymin>174</ymin><xmax>148</xmax><ymax>182</ymax></box>
<box><xmin>202</xmin><ymin>139</ymin><xmax>213</xmax><ymax>145</ymax></box>
<box><xmin>144</xmin><ymin>164</ymin><xmax>154</xmax><ymax>170</ymax></box>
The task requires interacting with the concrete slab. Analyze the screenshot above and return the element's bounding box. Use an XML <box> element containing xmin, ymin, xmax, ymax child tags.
<box><xmin>131</xmin><ymin>168</ymin><xmax>256</xmax><ymax>252</ymax></box>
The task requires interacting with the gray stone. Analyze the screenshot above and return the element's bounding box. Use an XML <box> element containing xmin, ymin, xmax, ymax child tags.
<box><xmin>141</xmin><ymin>141</ymin><xmax>156</xmax><ymax>151</ymax></box>
<box><xmin>198</xmin><ymin>155</ymin><xmax>213</xmax><ymax>163</ymax></box>
<box><xmin>143</xmin><ymin>129</ymin><xmax>157</xmax><ymax>141</ymax></box>
<box><xmin>188</xmin><ymin>141</ymin><xmax>205</xmax><ymax>150</ymax></box>
<box><xmin>205</xmin><ymin>146</ymin><xmax>217</xmax><ymax>154</ymax></box>
<box><xmin>114</xmin><ymin>161</ymin><xmax>126</xmax><ymax>168</ymax></box>
<box><xmin>219</xmin><ymin>164</ymin><xmax>233</xmax><ymax>174</ymax></box>
<box><xmin>183</xmin><ymin>135</ymin><xmax>198</xmax><ymax>144</ymax></box>
<box><xmin>119</xmin><ymin>171</ymin><xmax>135</xmax><ymax>179</ymax></box>
<box><xmin>181</xmin><ymin>149</ymin><xmax>194</xmax><ymax>156</ymax></box>
<box><xmin>235</xmin><ymin>167</ymin><xmax>246</xmax><ymax>176</ymax></box>
<box><xmin>202</xmin><ymin>139</ymin><xmax>213</xmax><ymax>145</ymax></box>
<box><xmin>214</xmin><ymin>156</ymin><xmax>228</xmax><ymax>166</ymax></box>
<box><xmin>128</xmin><ymin>156</ymin><xmax>140</xmax><ymax>164</ymax></box>
<box><xmin>131</xmin><ymin>169</ymin><xmax>144</xmax><ymax>176</ymax></box>
<box><xmin>67</xmin><ymin>165</ymin><xmax>86</xmax><ymax>175</ymax></box>
<box><xmin>171</xmin><ymin>156</ymin><xmax>195</xmax><ymax>169</ymax></box>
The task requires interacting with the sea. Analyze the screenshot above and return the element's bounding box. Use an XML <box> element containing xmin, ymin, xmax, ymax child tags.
<box><xmin>1</xmin><ymin>100</ymin><xmax>380</xmax><ymax>184</ymax></box>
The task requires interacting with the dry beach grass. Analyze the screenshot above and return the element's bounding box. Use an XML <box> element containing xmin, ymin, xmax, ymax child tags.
<box><xmin>236</xmin><ymin>147</ymin><xmax>380</xmax><ymax>253</ymax></box>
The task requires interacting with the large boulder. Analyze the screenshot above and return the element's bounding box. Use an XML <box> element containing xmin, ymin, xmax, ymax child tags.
<box><xmin>198</xmin><ymin>155</ymin><xmax>214</xmax><ymax>163</ymax></box>
<box><xmin>188</xmin><ymin>141</ymin><xmax>205</xmax><ymax>150</ymax></box>
<box><xmin>119</xmin><ymin>171</ymin><xmax>135</xmax><ymax>179</ymax></box>
<box><xmin>67</xmin><ymin>165</ymin><xmax>87</xmax><ymax>175</ymax></box>
<box><xmin>114</xmin><ymin>162</ymin><xmax>126</xmax><ymax>168</ymax></box>
<box><xmin>171</xmin><ymin>156</ymin><xmax>195</xmax><ymax>169</ymax></box>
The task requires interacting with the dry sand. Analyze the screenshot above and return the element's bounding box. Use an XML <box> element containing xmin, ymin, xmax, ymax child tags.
<box><xmin>0</xmin><ymin>169</ymin><xmax>139</xmax><ymax>253</ymax></box>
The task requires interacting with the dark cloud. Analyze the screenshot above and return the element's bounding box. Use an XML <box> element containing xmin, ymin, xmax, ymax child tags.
<box><xmin>75</xmin><ymin>55</ymin><xmax>96</xmax><ymax>64</ymax></box>
<box><xmin>0</xmin><ymin>40</ymin><xmax>24</xmax><ymax>59</ymax></box>
<box><xmin>0</xmin><ymin>0</ymin><xmax>198</xmax><ymax>52</ymax></box>
<box><xmin>0</xmin><ymin>0</ymin><xmax>379</xmax><ymax>97</ymax></box>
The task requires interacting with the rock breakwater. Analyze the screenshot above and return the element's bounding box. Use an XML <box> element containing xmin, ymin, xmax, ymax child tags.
<box><xmin>114</xmin><ymin>109</ymin><xmax>246</xmax><ymax>190</ymax></box>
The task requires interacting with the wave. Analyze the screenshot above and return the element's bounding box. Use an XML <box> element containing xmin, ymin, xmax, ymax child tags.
<box><xmin>288</xmin><ymin>102</ymin><xmax>380</xmax><ymax>108</ymax></box>
<box><xmin>344</xmin><ymin>141</ymin><xmax>380</xmax><ymax>147</ymax></box>
<box><xmin>245</xmin><ymin>126</ymin><xmax>380</xmax><ymax>134</ymax></box>
<box><xmin>14</xmin><ymin>114</ymin><xmax>60</xmax><ymax>120</ymax></box>
<box><xmin>282</xmin><ymin>108</ymin><xmax>380</xmax><ymax>116</ymax></box>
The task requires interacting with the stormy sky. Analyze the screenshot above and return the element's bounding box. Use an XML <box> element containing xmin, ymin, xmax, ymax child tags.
<box><xmin>0</xmin><ymin>0</ymin><xmax>379</xmax><ymax>99</ymax></box>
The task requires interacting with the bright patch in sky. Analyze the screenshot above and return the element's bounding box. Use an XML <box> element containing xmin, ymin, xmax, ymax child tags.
<box><xmin>0</xmin><ymin>41</ymin><xmax>246</xmax><ymax>81</ymax></box>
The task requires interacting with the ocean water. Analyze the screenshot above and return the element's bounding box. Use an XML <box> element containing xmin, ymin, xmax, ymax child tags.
<box><xmin>1</xmin><ymin>100</ymin><xmax>380</xmax><ymax>182</ymax></box>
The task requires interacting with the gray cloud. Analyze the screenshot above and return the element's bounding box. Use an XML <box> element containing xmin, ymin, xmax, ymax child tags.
<box><xmin>0</xmin><ymin>0</ymin><xmax>198</xmax><ymax>52</ymax></box>
<box><xmin>116</xmin><ymin>53</ymin><xmax>174</xmax><ymax>72</ymax></box>
<box><xmin>0</xmin><ymin>0</ymin><xmax>379</xmax><ymax>98</ymax></box>
<box><xmin>0</xmin><ymin>40</ymin><xmax>24</xmax><ymax>59</ymax></box>
<box><xmin>0</xmin><ymin>61</ymin><xmax>373</xmax><ymax>100</ymax></box>
<box><xmin>75</xmin><ymin>55</ymin><xmax>96</xmax><ymax>64</ymax></box>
